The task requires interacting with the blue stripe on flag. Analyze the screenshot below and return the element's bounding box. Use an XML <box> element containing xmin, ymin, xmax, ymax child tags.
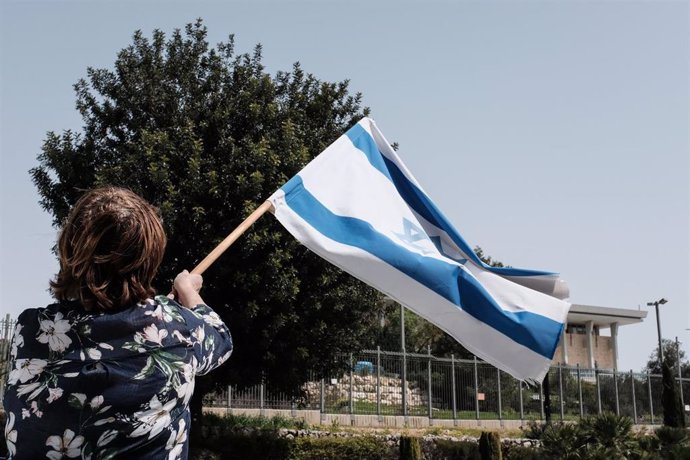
<box><xmin>281</xmin><ymin>176</ymin><xmax>563</xmax><ymax>359</ymax></box>
<box><xmin>346</xmin><ymin>124</ymin><xmax>556</xmax><ymax>278</ymax></box>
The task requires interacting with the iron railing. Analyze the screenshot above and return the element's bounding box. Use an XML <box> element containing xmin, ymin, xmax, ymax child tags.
<box><xmin>1</xmin><ymin>317</ymin><xmax>688</xmax><ymax>424</ymax></box>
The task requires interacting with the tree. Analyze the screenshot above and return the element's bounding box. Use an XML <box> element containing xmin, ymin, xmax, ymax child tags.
<box><xmin>31</xmin><ymin>20</ymin><xmax>385</xmax><ymax>393</ymax></box>
<box><xmin>645</xmin><ymin>338</ymin><xmax>690</xmax><ymax>377</ymax></box>
<box><xmin>644</xmin><ymin>339</ymin><xmax>687</xmax><ymax>428</ymax></box>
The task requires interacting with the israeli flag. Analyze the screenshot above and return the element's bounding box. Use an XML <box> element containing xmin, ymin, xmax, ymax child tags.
<box><xmin>269</xmin><ymin>118</ymin><xmax>570</xmax><ymax>382</ymax></box>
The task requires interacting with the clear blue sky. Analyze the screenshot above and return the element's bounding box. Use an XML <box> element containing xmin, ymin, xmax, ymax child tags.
<box><xmin>1</xmin><ymin>0</ymin><xmax>688</xmax><ymax>373</ymax></box>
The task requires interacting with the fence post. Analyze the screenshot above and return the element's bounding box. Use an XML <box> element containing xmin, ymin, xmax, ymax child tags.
<box><xmin>577</xmin><ymin>364</ymin><xmax>583</xmax><ymax>418</ymax></box>
<box><xmin>497</xmin><ymin>368</ymin><xmax>503</xmax><ymax>424</ymax></box>
<box><xmin>677</xmin><ymin>337</ymin><xmax>685</xmax><ymax>420</ymax></box>
<box><xmin>595</xmin><ymin>363</ymin><xmax>602</xmax><ymax>415</ymax></box>
<box><xmin>427</xmin><ymin>345</ymin><xmax>433</xmax><ymax>423</ymax></box>
<box><xmin>631</xmin><ymin>370</ymin><xmax>637</xmax><ymax>423</ymax></box>
<box><xmin>451</xmin><ymin>354</ymin><xmax>457</xmax><ymax>425</ymax></box>
<box><xmin>376</xmin><ymin>346</ymin><xmax>382</xmax><ymax>421</ymax></box>
<box><xmin>349</xmin><ymin>353</ymin><xmax>354</xmax><ymax>416</ymax></box>
<box><xmin>519</xmin><ymin>380</ymin><xmax>524</xmax><ymax>422</ymax></box>
<box><xmin>227</xmin><ymin>385</ymin><xmax>232</xmax><ymax>412</ymax></box>
<box><xmin>320</xmin><ymin>378</ymin><xmax>326</xmax><ymax>423</ymax></box>
<box><xmin>539</xmin><ymin>380</ymin><xmax>544</xmax><ymax>421</ymax></box>
<box><xmin>613</xmin><ymin>368</ymin><xmax>620</xmax><ymax>416</ymax></box>
<box><xmin>401</xmin><ymin>304</ymin><xmax>408</xmax><ymax>420</ymax></box>
<box><xmin>558</xmin><ymin>364</ymin><xmax>564</xmax><ymax>422</ymax></box>
<box><xmin>648</xmin><ymin>374</ymin><xmax>654</xmax><ymax>425</ymax></box>
<box><xmin>474</xmin><ymin>356</ymin><xmax>480</xmax><ymax>423</ymax></box>
<box><xmin>260</xmin><ymin>376</ymin><xmax>265</xmax><ymax>417</ymax></box>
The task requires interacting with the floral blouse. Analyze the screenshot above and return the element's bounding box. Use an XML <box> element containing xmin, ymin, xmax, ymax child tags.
<box><xmin>3</xmin><ymin>296</ymin><xmax>233</xmax><ymax>460</ymax></box>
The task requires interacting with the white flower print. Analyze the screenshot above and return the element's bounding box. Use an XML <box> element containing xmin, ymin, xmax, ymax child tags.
<box><xmin>30</xmin><ymin>401</ymin><xmax>43</xmax><ymax>418</ymax></box>
<box><xmin>166</xmin><ymin>419</ymin><xmax>187</xmax><ymax>460</ymax></box>
<box><xmin>47</xmin><ymin>387</ymin><xmax>64</xmax><ymax>403</ymax></box>
<box><xmin>141</xmin><ymin>324</ymin><xmax>168</xmax><ymax>345</ymax></box>
<box><xmin>37</xmin><ymin>312</ymin><xmax>73</xmax><ymax>352</ymax></box>
<box><xmin>202</xmin><ymin>311</ymin><xmax>225</xmax><ymax>329</ymax></box>
<box><xmin>5</xmin><ymin>411</ymin><xmax>17</xmax><ymax>457</ymax></box>
<box><xmin>130</xmin><ymin>394</ymin><xmax>177</xmax><ymax>439</ymax></box>
<box><xmin>8</xmin><ymin>358</ymin><xmax>47</xmax><ymax>384</ymax></box>
<box><xmin>89</xmin><ymin>395</ymin><xmax>104</xmax><ymax>410</ymax></box>
<box><xmin>45</xmin><ymin>428</ymin><xmax>84</xmax><ymax>459</ymax></box>
<box><xmin>171</xmin><ymin>330</ymin><xmax>192</xmax><ymax>346</ymax></box>
<box><xmin>191</xmin><ymin>325</ymin><xmax>205</xmax><ymax>345</ymax></box>
<box><xmin>86</xmin><ymin>348</ymin><xmax>102</xmax><ymax>360</ymax></box>
<box><xmin>16</xmin><ymin>381</ymin><xmax>44</xmax><ymax>400</ymax></box>
<box><xmin>217</xmin><ymin>350</ymin><xmax>232</xmax><ymax>367</ymax></box>
<box><xmin>175</xmin><ymin>359</ymin><xmax>196</xmax><ymax>405</ymax></box>
<box><xmin>97</xmin><ymin>429</ymin><xmax>118</xmax><ymax>448</ymax></box>
<box><xmin>145</xmin><ymin>304</ymin><xmax>173</xmax><ymax>322</ymax></box>
<box><xmin>11</xmin><ymin>323</ymin><xmax>24</xmax><ymax>356</ymax></box>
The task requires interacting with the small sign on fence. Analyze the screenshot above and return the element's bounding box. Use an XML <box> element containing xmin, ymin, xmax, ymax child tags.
<box><xmin>477</xmin><ymin>392</ymin><xmax>485</xmax><ymax>401</ymax></box>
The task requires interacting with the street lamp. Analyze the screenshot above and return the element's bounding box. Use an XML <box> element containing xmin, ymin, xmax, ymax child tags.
<box><xmin>647</xmin><ymin>298</ymin><xmax>668</xmax><ymax>364</ymax></box>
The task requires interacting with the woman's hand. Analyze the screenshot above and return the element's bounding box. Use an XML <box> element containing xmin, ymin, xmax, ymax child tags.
<box><xmin>171</xmin><ymin>270</ymin><xmax>205</xmax><ymax>308</ymax></box>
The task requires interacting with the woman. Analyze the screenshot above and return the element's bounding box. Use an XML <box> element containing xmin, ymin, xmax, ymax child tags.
<box><xmin>3</xmin><ymin>187</ymin><xmax>233</xmax><ymax>459</ymax></box>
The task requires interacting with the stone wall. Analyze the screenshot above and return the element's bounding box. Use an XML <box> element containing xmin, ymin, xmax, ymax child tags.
<box><xmin>302</xmin><ymin>373</ymin><xmax>429</xmax><ymax>407</ymax></box>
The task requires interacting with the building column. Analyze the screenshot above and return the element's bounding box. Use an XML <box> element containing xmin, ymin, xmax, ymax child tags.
<box><xmin>610</xmin><ymin>322</ymin><xmax>619</xmax><ymax>371</ymax></box>
<box><xmin>585</xmin><ymin>321</ymin><xmax>594</xmax><ymax>368</ymax></box>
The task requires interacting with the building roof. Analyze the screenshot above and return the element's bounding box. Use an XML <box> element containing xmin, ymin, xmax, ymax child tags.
<box><xmin>567</xmin><ymin>303</ymin><xmax>647</xmax><ymax>328</ymax></box>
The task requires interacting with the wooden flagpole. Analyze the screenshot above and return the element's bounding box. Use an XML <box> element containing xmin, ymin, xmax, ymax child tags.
<box><xmin>191</xmin><ymin>201</ymin><xmax>274</xmax><ymax>275</ymax></box>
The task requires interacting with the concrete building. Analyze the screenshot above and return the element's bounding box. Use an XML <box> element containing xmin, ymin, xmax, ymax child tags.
<box><xmin>553</xmin><ymin>304</ymin><xmax>647</xmax><ymax>370</ymax></box>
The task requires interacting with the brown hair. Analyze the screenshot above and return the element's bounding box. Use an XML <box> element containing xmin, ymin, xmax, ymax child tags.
<box><xmin>51</xmin><ymin>187</ymin><xmax>167</xmax><ymax>311</ymax></box>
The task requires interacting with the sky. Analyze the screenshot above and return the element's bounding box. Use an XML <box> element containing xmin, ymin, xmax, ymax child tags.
<box><xmin>0</xmin><ymin>0</ymin><xmax>688</xmax><ymax>373</ymax></box>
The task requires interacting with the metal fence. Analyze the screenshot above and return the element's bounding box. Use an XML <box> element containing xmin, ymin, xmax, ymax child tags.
<box><xmin>0</xmin><ymin>315</ymin><xmax>16</xmax><ymax>397</ymax></box>
<box><xmin>1</xmin><ymin>315</ymin><xmax>688</xmax><ymax>425</ymax></box>
<box><xmin>204</xmin><ymin>348</ymin><xmax>690</xmax><ymax>425</ymax></box>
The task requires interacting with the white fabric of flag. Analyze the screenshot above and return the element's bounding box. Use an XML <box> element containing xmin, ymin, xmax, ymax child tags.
<box><xmin>268</xmin><ymin>117</ymin><xmax>571</xmax><ymax>382</ymax></box>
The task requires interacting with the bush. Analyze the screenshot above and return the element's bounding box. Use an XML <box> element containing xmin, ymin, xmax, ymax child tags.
<box><xmin>579</xmin><ymin>413</ymin><xmax>638</xmax><ymax>458</ymax></box>
<box><xmin>202</xmin><ymin>412</ymin><xmax>308</xmax><ymax>431</ymax></box>
<box><xmin>503</xmin><ymin>445</ymin><xmax>539</xmax><ymax>460</ymax></box>
<box><xmin>540</xmin><ymin>423</ymin><xmax>585</xmax><ymax>459</ymax></box>
<box><xmin>400</xmin><ymin>436</ymin><xmax>422</xmax><ymax>460</ymax></box>
<box><xmin>520</xmin><ymin>421</ymin><xmax>548</xmax><ymax>441</ymax></box>
<box><xmin>433</xmin><ymin>439</ymin><xmax>480</xmax><ymax>459</ymax></box>
<box><xmin>289</xmin><ymin>436</ymin><xmax>391</xmax><ymax>460</ymax></box>
<box><xmin>478</xmin><ymin>431</ymin><xmax>502</xmax><ymax>459</ymax></box>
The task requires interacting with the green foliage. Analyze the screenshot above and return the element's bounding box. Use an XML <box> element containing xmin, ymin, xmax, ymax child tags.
<box><xmin>645</xmin><ymin>339</ymin><xmax>690</xmax><ymax>377</ymax></box>
<box><xmin>202</xmin><ymin>412</ymin><xmax>308</xmax><ymax>431</ymax></box>
<box><xmin>289</xmin><ymin>436</ymin><xmax>391</xmax><ymax>460</ymax></box>
<box><xmin>655</xmin><ymin>425</ymin><xmax>688</xmax><ymax>447</ymax></box>
<box><xmin>521</xmin><ymin>421</ymin><xmax>548</xmax><ymax>440</ymax></box>
<box><xmin>503</xmin><ymin>445</ymin><xmax>539</xmax><ymax>460</ymax></box>
<box><xmin>662</xmin><ymin>361</ymin><xmax>686</xmax><ymax>428</ymax></box>
<box><xmin>478</xmin><ymin>431</ymin><xmax>502</xmax><ymax>459</ymax></box>
<box><xmin>433</xmin><ymin>439</ymin><xmax>480</xmax><ymax>459</ymax></box>
<box><xmin>399</xmin><ymin>435</ymin><xmax>422</xmax><ymax>460</ymax></box>
<box><xmin>540</xmin><ymin>423</ymin><xmax>585</xmax><ymax>459</ymax></box>
<box><xmin>579</xmin><ymin>413</ymin><xmax>638</xmax><ymax>459</ymax></box>
<box><xmin>30</xmin><ymin>19</ymin><xmax>384</xmax><ymax>390</ymax></box>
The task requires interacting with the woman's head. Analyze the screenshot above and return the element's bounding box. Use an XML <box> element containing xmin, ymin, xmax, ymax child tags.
<box><xmin>51</xmin><ymin>187</ymin><xmax>167</xmax><ymax>311</ymax></box>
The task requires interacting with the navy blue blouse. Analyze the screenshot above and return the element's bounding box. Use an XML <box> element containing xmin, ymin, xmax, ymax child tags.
<box><xmin>3</xmin><ymin>296</ymin><xmax>232</xmax><ymax>459</ymax></box>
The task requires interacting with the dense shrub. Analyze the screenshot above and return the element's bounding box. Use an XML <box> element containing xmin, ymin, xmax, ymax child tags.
<box><xmin>432</xmin><ymin>439</ymin><xmax>480</xmax><ymax>459</ymax></box>
<box><xmin>478</xmin><ymin>431</ymin><xmax>502</xmax><ymax>459</ymax></box>
<box><xmin>502</xmin><ymin>445</ymin><xmax>539</xmax><ymax>460</ymax></box>
<box><xmin>540</xmin><ymin>422</ymin><xmax>585</xmax><ymax>459</ymax></box>
<box><xmin>202</xmin><ymin>412</ymin><xmax>309</xmax><ymax>431</ymax></box>
<box><xmin>289</xmin><ymin>436</ymin><xmax>392</xmax><ymax>460</ymax></box>
<box><xmin>400</xmin><ymin>436</ymin><xmax>422</xmax><ymax>460</ymax></box>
